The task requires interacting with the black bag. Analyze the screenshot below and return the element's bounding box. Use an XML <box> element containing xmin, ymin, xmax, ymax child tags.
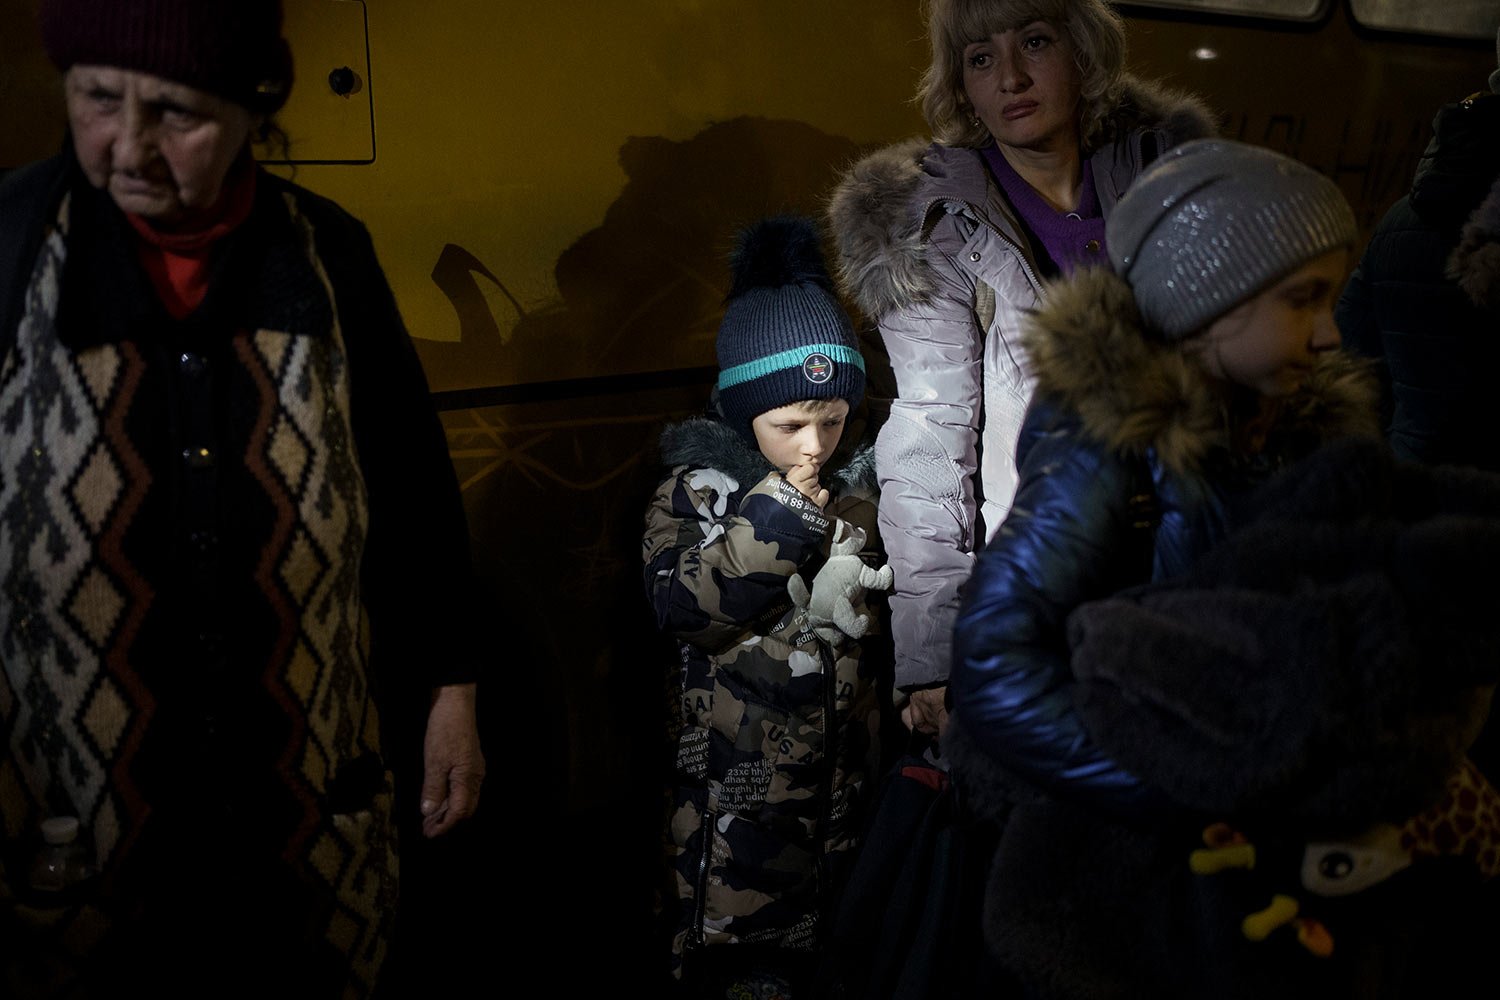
<box><xmin>826</xmin><ymin>749</ymin><xmax>1011</xmax><ymax>1000</ymax></box>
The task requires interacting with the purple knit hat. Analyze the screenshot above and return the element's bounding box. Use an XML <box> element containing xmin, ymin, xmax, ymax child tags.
<box><xmin>40</xmin><ymin>0</ymin><xmax>293</xmax><ymax>112</ymax></box>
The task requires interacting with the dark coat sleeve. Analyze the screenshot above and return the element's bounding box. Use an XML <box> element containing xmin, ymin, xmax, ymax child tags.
<box><xmin>0</xmin><ymin>156</ymin><xmax>69</xmax><ymax>357</ymax></box>
<box><xmin>307</xmin><ymin>192</ymin><xmax>481</xmax><ymax>691</ymax></box>
<box><xmin>951</xmin><ymin>398</ymin><xmax>1156</xmax><ymax>814</ymax></box>
<box><xmin>1335</xmin><ymin>194</ymin><xmax>1500</xmax><ymax>470</ymax></box>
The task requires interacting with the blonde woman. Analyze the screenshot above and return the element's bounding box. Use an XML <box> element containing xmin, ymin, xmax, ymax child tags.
<box><xmin>829</xmin><ymin>0</ymin><xmax>1212</xmax><ymax>731</ymax></box>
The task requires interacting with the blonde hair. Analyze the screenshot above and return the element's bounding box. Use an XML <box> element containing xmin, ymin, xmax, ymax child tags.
<box><xmin>785</xmin><ymin>398</ymin><xmax>850</xmax><ymax>417</ymax></box>
<box><xmin>918</xmin><ymin>0</ymin><xmax>1126</xmax><ymax>150</ymax></box>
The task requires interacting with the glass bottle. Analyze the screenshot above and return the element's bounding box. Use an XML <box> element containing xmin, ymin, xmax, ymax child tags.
<box><xmin>29</xmin><ymin>816</ymin><xmax>98</xmax><ymax>895</ymax></box>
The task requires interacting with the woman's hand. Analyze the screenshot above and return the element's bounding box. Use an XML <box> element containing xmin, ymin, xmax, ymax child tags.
<box><xmin>901</xmin><ymin>686</ymin><xmax>950</xmax><ymax>738</ymax></box>
<box><xmin>420</xmin><ymin>682</ymin><xmax>485</xmax><ymax>837</ymax></box>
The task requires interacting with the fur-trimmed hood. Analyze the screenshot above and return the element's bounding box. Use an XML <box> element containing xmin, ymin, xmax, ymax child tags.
<box><xmin>1089</xmin><ymin>72</ymin><xmax>1219</xmax><ymax>157</ymax></box>
<box><xmin>1021</xmin><ymin>267</ymin><xmax>1380</xmax><ymax>476</ymax></box>
<box><xmin>658</xmin><ymin>415</ymin><xmax>878</xmax><ymax>496</ymax></box>
<box><xmin>827</xmin><ymin>75</ymin><xmax>1216</xmax><ymax>318</ymax></box>
<box><xmin>1448</xmin><ymin>173</ymin><xmax>1500</xmax><ymax>311</ymax></box>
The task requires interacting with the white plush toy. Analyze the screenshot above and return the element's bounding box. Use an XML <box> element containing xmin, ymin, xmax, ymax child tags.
<box><xmin>787</xmin><ymin>519</ymin><xmax>894</xmax><ymax>643</ymax></box>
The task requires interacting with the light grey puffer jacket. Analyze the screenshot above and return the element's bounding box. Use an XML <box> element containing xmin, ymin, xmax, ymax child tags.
<box><xmin>826</xmin><ymin>76</ymin><xmax>1215</xmax><ymax>690</ymax></box>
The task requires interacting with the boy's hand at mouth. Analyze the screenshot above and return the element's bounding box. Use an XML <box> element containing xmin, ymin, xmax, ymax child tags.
<box><xmin>785</xmin><ymin>461</ymin><xmax>829</xmax><ymax>509</ymax></box>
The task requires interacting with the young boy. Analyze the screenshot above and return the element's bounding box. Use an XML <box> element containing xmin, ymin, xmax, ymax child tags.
<box><xmin>643</xmin><ymin>217</ymin><xmax>885</xmax><ymax>997</ymax></box>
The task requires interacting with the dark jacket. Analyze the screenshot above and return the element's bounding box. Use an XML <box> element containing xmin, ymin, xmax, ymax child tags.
<box><xmin>949</xmin><ymin>265</ymin><xmax>1379</xmax><ymax>814</ymax></box>
<box><xmin>643</xmin><ymin>416</ymin><xmax>885</xmax><ymax>975</ymax></box>
<box><xmin>948</xmin><ymin>265</ymin><xmax>1500</xmax><ymax>998</ymax></box>
<box><xmin>0</xmin><ymin>151</ymin><xmax>476</xmax><ymax>995</ymax></box>
<box><xmin>1336</xmin><ymin>89</ymin><xmax>1500</xmax><ymax>472</ymax></box>
<box><xmin>964</xmin><ymin>440</ymin><xmax>1500</xmax><ymax>999</ymax></box>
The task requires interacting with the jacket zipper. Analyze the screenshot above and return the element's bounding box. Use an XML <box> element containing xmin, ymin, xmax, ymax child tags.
<box><xmin>815</xmin><ymin>639</ymin><xmax>838</xmax><ymax>907</ymax></box>
<box><xmin>693</xmin><ymin>808</ymin><xmax>713</xmax><ymax>947</ymax></box>
<box><xmin>920</xmin><ymin>195</ymin><xmax>1046</xmax><ymax>297</ymax></box>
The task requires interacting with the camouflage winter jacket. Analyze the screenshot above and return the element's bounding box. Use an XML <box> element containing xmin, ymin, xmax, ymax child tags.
<box><xmin>643</xmin><ymin>416</ymin><xmax>885</xmax><ymax>974</ymax></box>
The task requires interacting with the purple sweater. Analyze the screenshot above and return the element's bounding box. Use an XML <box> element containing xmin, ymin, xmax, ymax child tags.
<box><xmin>982</xmin><ymin>144</ymin><xmax>1107</xmax><ymax>275</ymax></box>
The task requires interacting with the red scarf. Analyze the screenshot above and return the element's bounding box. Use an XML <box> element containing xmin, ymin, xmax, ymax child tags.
<box><xmin>125</xmin><ymin>157</ymin><xmax>258</xmax><ymax>320</ymax></box>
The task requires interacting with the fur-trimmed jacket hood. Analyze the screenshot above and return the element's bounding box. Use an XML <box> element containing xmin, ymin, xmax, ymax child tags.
<box><xmin>658</xmin><ymin>413</ymin><xmax>878</xmax><ymax>498</ymax></box>
<box><xmin>1449</xmin><ymin>173</ymin><xmax>1500</xmax><ymax>310</ymax></box>
<box><xmin>1022</xmin><ymin>266</ymin><xmax>1381</xmax><ymax>477</ymax></box>
<box><xmin>827</xmin><ymin>74</ymin><xmax>1216</xmax><ymax>318</ymax></box>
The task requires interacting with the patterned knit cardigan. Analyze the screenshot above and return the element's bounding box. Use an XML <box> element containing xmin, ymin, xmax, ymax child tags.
<box><xmin>0</xmin><ymin>152</ymin><xmax>477</xmax><ymax>996</ymax></box>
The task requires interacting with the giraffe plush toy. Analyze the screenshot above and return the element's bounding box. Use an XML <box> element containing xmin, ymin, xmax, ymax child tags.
<box><xmin>1190</xmin><ymin>758</ymin><xmax>1500</xmax><ymax>957</ymax></box>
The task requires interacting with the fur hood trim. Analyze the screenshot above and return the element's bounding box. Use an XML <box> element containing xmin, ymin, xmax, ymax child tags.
<box><xmin>1091</xmin><ymin>74</ymin><xmax>1217</xmax><ymax>152</ymax></box>
<box><xmin>1447</xmin><ymin>173</ymin><xmax>1500</xmax><ymax>311</ymax></box>
<box><xmin>1022</xmin><ymin>267</ymin><xmax>1380</xmax><ymax>476</ymax></box>
<box><xmin>827</xmin><ymin>75</ymin><xmax>1216</xmax><ymax>318</ymax></box>
<box><xmin>658</xmin><ymin>417</ymin><xmax>878</xmax><ymax>495</ymax></box>
<box><xmin>826</xmin><ymin>137</ymin><xmax>936</xmax><ymax>319</ymax></box>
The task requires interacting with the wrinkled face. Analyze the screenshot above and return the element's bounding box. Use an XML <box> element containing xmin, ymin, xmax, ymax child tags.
<box><xmin>1188</xmin><ymin>249</ymin><xmax>1348</xmax><ymax>397</ymax></box>
<box><xmin>961</xmin><ymin>20</ymin><xmax>1082</xmax><ymax>154</ymax></box>
<box><xmin>65</xmin><ymin>65</ymin><xmax>256</xmax><ymax>229</ymax></box>
<box><xmin>751</xmin><ymin>399</ymin><xmax>850</xmax><ymax>472</ymax></box>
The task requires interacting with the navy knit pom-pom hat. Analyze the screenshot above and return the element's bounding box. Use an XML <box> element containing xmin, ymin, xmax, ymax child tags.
<box><xmin>716</xmin><ymin>216</ymin><xmax>865</xmax><ymax>440</ymax></box>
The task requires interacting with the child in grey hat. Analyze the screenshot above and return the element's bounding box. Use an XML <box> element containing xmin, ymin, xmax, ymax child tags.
<box><xmin>950</xmin><ymin>138</ymin><xmax>1372</xmax><ymax>809</ymax></box>
<box><xmin>939</xmin><ymin>138</ymin><xmax>1500</xmax><ymax>997</ymax></box>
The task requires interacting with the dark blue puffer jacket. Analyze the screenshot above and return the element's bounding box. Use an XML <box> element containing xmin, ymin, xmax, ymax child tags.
<box><xmin>949</xmin><ymin>266</ymin><xmax>1380</xmax><ymax>816</ymax></box>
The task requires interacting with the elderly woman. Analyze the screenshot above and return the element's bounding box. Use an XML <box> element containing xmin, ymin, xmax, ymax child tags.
<box><xmin>0</xmin><ymin>1</ymin><xmax>482</xmax><ymax>995</ymax></box>
<box><xmin>828</xmin><ymin>0</ymin><xmax>1213</xmax><ymax>732</ymax></box>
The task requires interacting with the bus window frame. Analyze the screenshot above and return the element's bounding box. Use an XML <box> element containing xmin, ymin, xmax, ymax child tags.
<box><xmin>1346</xmin><ymin>0</ymin><xmax>1500</xmax><ymax>42</ymax></box>
<box><xmin>1117</xmin><ymin>0</ymin><xmax>1329</xmax><ymax>23</ymax></box>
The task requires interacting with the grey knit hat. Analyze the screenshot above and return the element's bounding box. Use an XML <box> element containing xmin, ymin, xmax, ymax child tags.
<box><xmin>1107</xmin><ymin>139</ymin><xmax>1357</xmax><ymax>340</ymax></box>
<box><xmin>716</xmin><ymin>217</ymin><xmax>865</xmax><ymax>440</ymax></box>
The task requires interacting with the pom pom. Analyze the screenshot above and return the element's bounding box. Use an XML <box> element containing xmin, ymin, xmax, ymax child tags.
<box><xmin>728</xmin><ymin>216</ymin><xmax>833</xmax><ymax>298</ymax></box>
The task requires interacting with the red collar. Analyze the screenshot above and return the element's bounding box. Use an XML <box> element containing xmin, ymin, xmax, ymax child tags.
<box><xmin>124</xmin><ymin>157</ymin><xmax>259</xmax><ymax>320</ymax></box>
<box><xmin>124</xmin><ymin>156</ymin><xmax>259</xmax><ymax>253</ymax></box>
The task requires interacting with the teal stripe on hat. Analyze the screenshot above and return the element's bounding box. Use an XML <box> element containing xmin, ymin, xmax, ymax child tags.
<box><xmin>717</xmin><ymin>343</ymin><xmax>866</xmax><ymax>390</ymax></box>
